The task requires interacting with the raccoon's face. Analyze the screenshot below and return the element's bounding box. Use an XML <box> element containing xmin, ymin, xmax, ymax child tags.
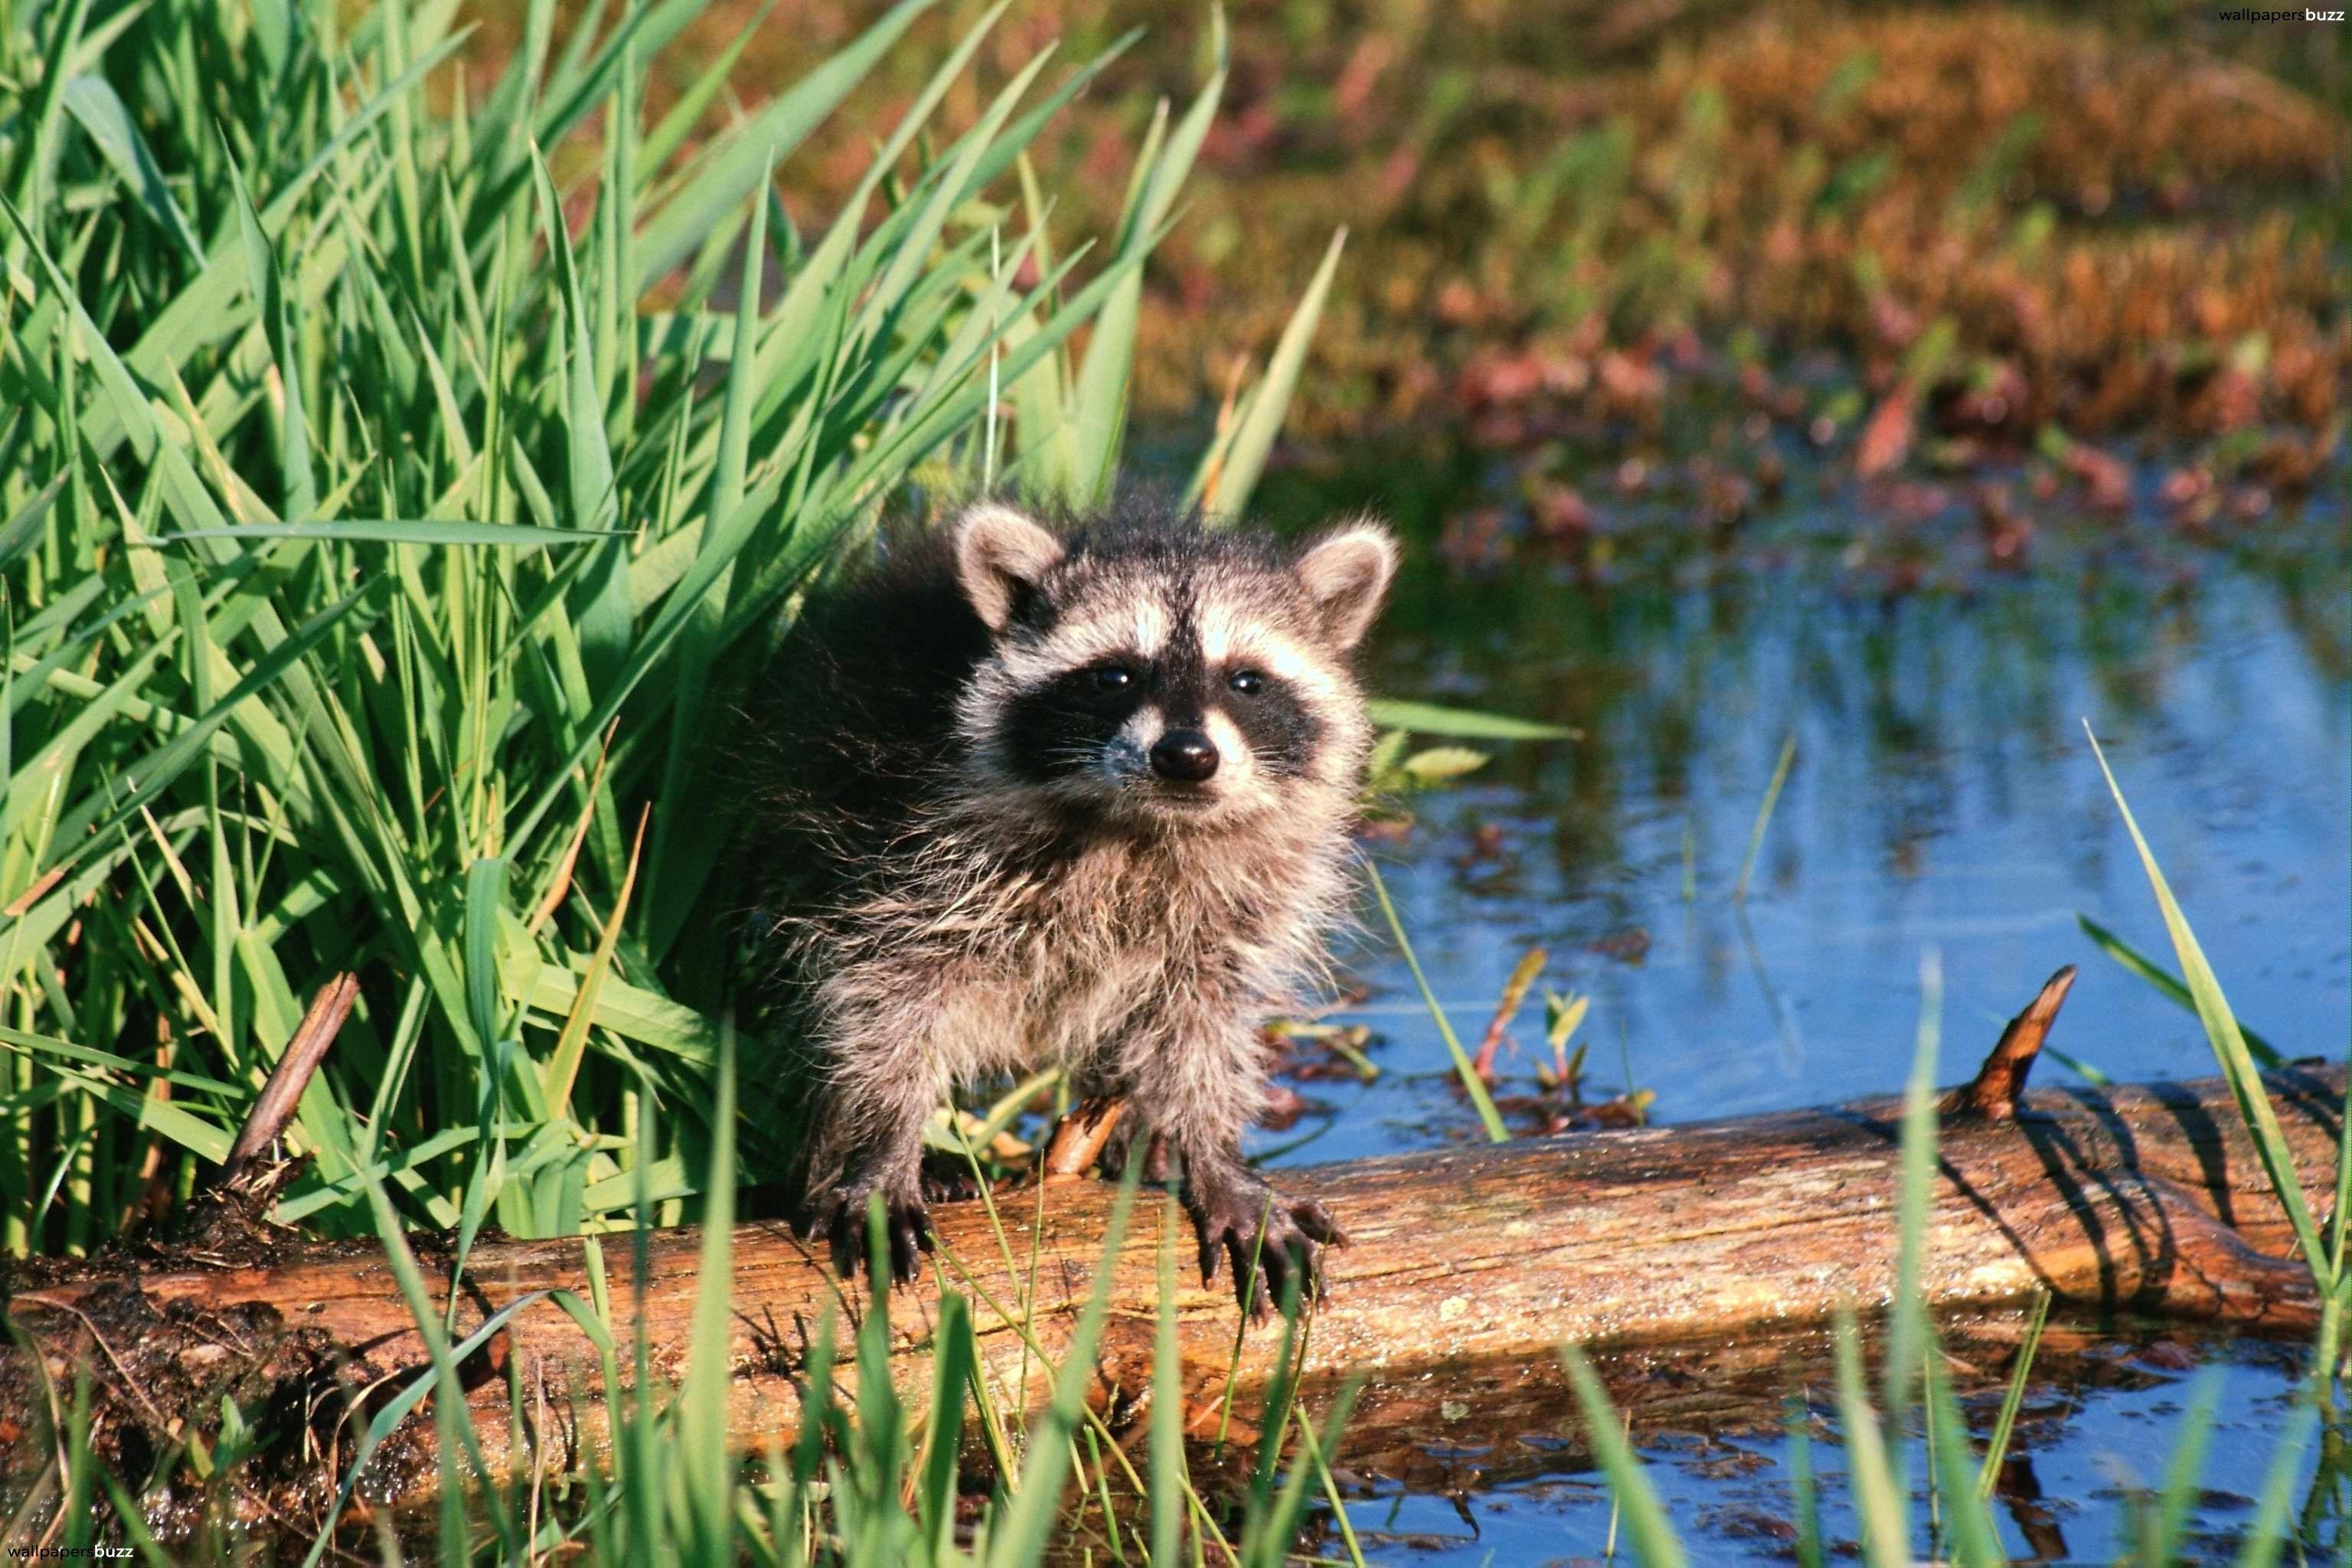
<box><xmin>950</xmin><ymin>505</ymin><xmax>1397</xmax><ymax>832</ymax></box>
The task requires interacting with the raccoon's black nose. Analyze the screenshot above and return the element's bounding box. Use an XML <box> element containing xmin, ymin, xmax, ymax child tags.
<box><xmin>1149</xmin><ymin>730</ymin><xmax>1220</xmax><ymax>782</ymax></box>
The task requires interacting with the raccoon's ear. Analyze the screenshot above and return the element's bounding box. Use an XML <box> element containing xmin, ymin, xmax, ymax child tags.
<box><xmin>1295</xmin><ymin>522</ymin><xmax>1398</xmax><ymax>648</ymax></box>
<box><xmin>954</xmin><ymin>504</ymin><xmax>1064</xmax><ymax>632</ymax></box>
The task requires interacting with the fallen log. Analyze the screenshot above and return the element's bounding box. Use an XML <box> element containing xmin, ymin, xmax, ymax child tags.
<box><xmin>2</xmin><ymin>982</ymin><xmax>2340</xmax><ymax>1514</ymax></box>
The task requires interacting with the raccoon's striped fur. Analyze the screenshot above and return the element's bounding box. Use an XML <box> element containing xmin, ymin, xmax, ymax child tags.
<box><xmin>746</xmin><ymin>498</ymin><xmax>1396</xmax><ymax>1310</ymax></box>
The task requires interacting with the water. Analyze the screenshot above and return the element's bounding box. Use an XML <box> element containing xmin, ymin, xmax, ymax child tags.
<box><xmin>1338</xmin><ymin>1327</ymin><xmax>2312</xmax><ymax>1564</ymax></box>
<box><xmin>1229</xmin><ymin>439</ymin><xmax>2351</xmax><ymax>1563</ymax></box>
<box><xmin>1250</xmin><ymin>454</ymin><xmax>2351</xmax><ymax>1159</ymax></box>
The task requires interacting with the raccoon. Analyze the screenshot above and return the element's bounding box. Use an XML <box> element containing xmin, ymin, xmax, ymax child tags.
<box><xmin>746</xmin><ymin>498</ymin><xmax>1396</xmax><ymax>1312</ymax></box>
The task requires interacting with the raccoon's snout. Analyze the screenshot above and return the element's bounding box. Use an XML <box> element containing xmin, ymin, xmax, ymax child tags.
<box><xmin>1148</xmin><ymin>730</ymin><xmax>1220</xmax><ymax>783</ymax></box>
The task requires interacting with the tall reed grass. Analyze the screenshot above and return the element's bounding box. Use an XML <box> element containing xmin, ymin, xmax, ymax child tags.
<box><xmin>0</xmin><ymin>0</ymin><xmax>1476</xmax><ymax>1552</ymax></box>
<box><xmin>0</xmin><ymin>0</ymin><xmax>1354</xmax><ymax>1259</ymax></box>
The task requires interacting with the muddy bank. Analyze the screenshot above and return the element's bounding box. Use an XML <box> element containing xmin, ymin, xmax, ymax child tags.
<box><xmin>554</xmin><ymin>2</ymin><xmax>2345</xmax><ymax>456</ymax></box>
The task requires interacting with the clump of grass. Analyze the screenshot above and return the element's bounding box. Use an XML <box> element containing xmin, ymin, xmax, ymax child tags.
<box><xmin>0</xmin><ymin>0</ymin><xmax>1355</xmax><ymax>1263</ymax></box>
<box><xmin>0</xmin><ymin>0</ymin><xmax>1410</xmax><ymax>1551</ymax></box>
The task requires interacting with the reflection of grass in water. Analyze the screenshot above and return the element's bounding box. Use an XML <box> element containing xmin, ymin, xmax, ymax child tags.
<box><xmin>1736</xmin><ymin>903</ymin><xmax>1808</xmax><ymax>1078</ymax></box>
<box><xmin>1347</xmin><ymin>495</ymin><xmax>2347</xmax><ymax>977</ymax></box>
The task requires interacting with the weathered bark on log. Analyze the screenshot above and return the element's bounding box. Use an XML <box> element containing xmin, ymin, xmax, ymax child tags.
<box><xmin>2</xmin><ymin>1061</ymin><xmax>2339</xmax><ymax>1503</ymax></box>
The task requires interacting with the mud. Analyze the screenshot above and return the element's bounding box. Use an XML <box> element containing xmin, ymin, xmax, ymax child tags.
<box><xmin>0</xmin><ymin>1160</ymin><xmax>444</xmax><ymax>1547</ymax></box>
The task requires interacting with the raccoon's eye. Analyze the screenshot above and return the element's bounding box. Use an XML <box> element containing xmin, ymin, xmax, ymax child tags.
<box><xmin>1227</xmin><ymin>669</ymin><xmax>1266</xmax><ymax>697</ymax></box>
<box><xmin>1092</xmin><ymin>665</ymin><xmax>1135</xmax><ymax>691</ymax></box>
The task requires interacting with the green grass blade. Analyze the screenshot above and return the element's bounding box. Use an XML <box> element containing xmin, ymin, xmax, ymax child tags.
<box><xmin>1363</xmin><ymin>697</ymin><xmax>1574</xmax><ymax>740</ymax></box>
<box><xmin>2078</xmin><ymin>913</ymin><xmax>2282</xmax><ymax>1067</ymax></box>
<box><xmin>645</xmin><ymin>167</ymin><xmax>770</xmax><ymax>953</ymax></box>
<box><xmin>637</xmin><ymin>0</ymin><xmax>779</xmax><ymax>184</ymax></box>
<box><xmin>1734</xmin><ymin>732</ymin><xmax>1798</xmax><ymax>903</ymax></box>
<box><xmin>1882</xmin><ymin>947</ymin><xmax>1940</xmax><ymax>1437</ymax></box>
<box><xmin>1921</xmin><ymin>1344</ymin><xmax>2007</xmax><ymax>1567</ymax></box>
<box><xmin>632</xmin><ymin>0</ymin><xmax>940</xmax><ymax>286</ymax></box>
<box><xmin>2228</xmin><ymin>1398</ymin><xmax>2318</xmax><ymax>1568</ymax></box>
<box><xmin>226</xmin><ymin>158</ymin><xmax>318</xmax><ymax>521</ymax></box>
<box><xmin>1150</xmin><ymin>1202</ymin><xmax>1184</xmax><ymax>1568</ymax></box>
<box><xmin>1197</xmin><ymin>227</ymin><xmax>1345</xmax><ymax>521</ymax></box>
<box><xmin>1559</xmin><ymin>1344</ymin><xmax>1688</xmax><ymax>1568</ymax></box>
<box><xmin>679</xmin><ymin>1021</ymin><xmax>738</xmax><ymax>1559</ymax></box>
<box><xmin>2137</xmin><ymin>1369</ymin><xmax>2220</xmax><ymax>1566</ymax></box>
<box><xmin>533</xmin><ymin>152</ymin><xmax>630</xmax><ymax>691</ymax></box>
<box><xmin>1831</xmin><ymin>1308</ymin><xmax>1911</xmax><ymax>1568</ymax></box>
<box><xmin>297</xmin><ymin>1290</ymin><xmax>553</xmax><ymax>1568</ymax></box>
<box><xmin>986</xmin><ymin>1178</ymin><xmax>1139</xmax><ymax>1567</ymax></box>
<box><xmin>60</xmin><ymin>77</ymin><xmax>204</xmax><ymax>263</ymax></box>
<box><xmin>1068</xmin><ymin>11</ymin><xmax>1226</xmax><ymax>505</ymax></box>
<box><xmin>1367</xmin><ymin>858</ymin><xmax>1510</xmax><ymax>1142</ymax></box>
<box><xmin>54</xmin><ymin>586</ymin><xmax>371</xmax><ymax>880</ymax></box>
<box><xmin>1251</xmin><ymin>1381</ymin><xmax>1361</xmax><ymax>1568</ymax></box>
<box><xmin>1975</xmin><ymin>1288</ymin><xmax>2049</xmax><ymax>1499</ymax></box>
<box><xmin>102</xmin><ymin>29</ymin><xmax>472</xmax><ymax>457</ymax></box>
<box><xmin>162</xmin><ymin>521</ymin><xmax>616</xmax><ymax>547</ymax></box>
<box><xmin>916</xmin><ymin>1289</ymin><xmax>975</xmax><ymax>1557</ymax></box>
<box><xmin>1784</xmin><ymin>1390</ymin><xmax>1824</xmax><ymax>1568</ymax></box>
<box><xmin>2085</xmin><ymin>724</ymin><xmax>2327</xmax><ymax>1289</ymax></box>
<box><xmin>448</xmin><ymin>858</ymin><xmax>516</xmax><ymax>1299</ymax></box>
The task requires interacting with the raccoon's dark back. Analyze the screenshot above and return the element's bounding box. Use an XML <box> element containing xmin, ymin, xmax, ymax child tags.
<box><xmin>737</xmin><ymin>528</ymin><xmax>991</xmax><ymax>868</ymax></box>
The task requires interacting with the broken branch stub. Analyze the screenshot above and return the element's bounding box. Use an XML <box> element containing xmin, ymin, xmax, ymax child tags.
<box><xmin>1945</xmin><ymin>964</ymin><xmax>2076</xmax><ymax>1122</ymax></box>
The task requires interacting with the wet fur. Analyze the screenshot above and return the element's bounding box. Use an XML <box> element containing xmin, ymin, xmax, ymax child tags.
<box><xmin>743</xmin><ymin>498</ymin><xmax>1391</xmax><ymax>1304</ymax></box>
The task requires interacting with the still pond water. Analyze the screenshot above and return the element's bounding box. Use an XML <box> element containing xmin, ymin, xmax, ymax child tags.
<box><xmin>1235</xmin><ymin>439</ymin><xmax>2351</xmax><ymax>1564</ymax></box>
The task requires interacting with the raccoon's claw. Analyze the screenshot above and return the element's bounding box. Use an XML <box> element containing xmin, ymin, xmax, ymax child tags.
<box><xmin>1188</xmin><ymin>1181</ymin><xmax>1346</xmax><ymax>1322</ymax></box>
<box><xmin>796</xmin><ymin>1182</ymin><xmax>935</xmax><ymax>1286</ymax></box>
<box><xmin>918</xmin><ymin>1156</ymin><xmax>979</xmax><ymax>1205</ymax></box>
<box><xmin>1097</xmin><ymin>1119</ymin><xmax>1170</xmax><ymax>1184</ymax></box>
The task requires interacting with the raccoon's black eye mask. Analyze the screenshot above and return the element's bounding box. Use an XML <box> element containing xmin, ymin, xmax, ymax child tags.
<box><xmin>1004</xmin><ymin>649</ymin><xmax>1322</xmax><ymax>785</ymax></box>
<box><xmin>1004</xmin><ymin>665</ymin><xmax>1147</xmax><ymax>782</ymax></box>
<box><xmin>1073</xmin><ymin>654</ymin><xmax>1193</xmax><ymax>717</ymax></box>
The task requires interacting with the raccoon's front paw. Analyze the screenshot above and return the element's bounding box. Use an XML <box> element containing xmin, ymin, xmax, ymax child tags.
<box><xmin>796</xmin><ymin>1177</ymin><xmax>934</xmax><ymax>1285</ymax></box>
<box><xmin>918</xmin><ymin>1150</ymin><xmax>981</xmax><ymax>1205</ymax></box>
<box><xmin>1096</xmin><ymin>1115</ymin><xmax>1170</xmax><ymax>1184</ymax></box>
<box><xmin>1186</xmin><ymin>1175</ymin><xmax>1345</xmax><ymax>1321</ymax></box>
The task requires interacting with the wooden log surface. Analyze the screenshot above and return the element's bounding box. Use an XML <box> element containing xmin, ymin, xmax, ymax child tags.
<box><xmin>2</xmin><ymin>1054</ymin><xmax>2338</xmax><ymax>1504</ymax></box>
